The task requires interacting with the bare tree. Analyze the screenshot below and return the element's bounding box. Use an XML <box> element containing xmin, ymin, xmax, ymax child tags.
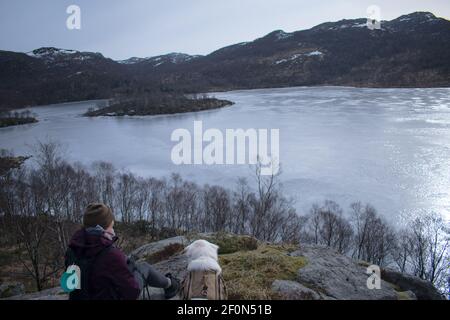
<box><xmin>303</xmin><ymin>200</ymin><xmax>353</xmax><ymax>254</ymax></box>
<box><xmin>280</xmin><ymin>212</ymin><xmax>307</xmax><ymax>244</ymax></box>
<box><xmin>147</xmin><ymin>177</ymin><xmax>166</xmax><ymax>237</ymax></box>
<box><xmin>348</xmin><ymin>202</ymin><xmax>395</xmax><ymax>266</ymax></box>
<box><xmin>249</xmin><ymin>161</ymin><xmax>279</xmax><ymax>241</ymax></box>
<box><xmin>203</xmin><ymin>185</ymin><xmax>231</xmax><ymax>232</ymax></box>
<box><xmin>349</xmin><ymin>201</ymin><xmax>370</xmax><ymax>260</ymax></box>
<box><xmin>14</xmin><ymin>214</ymin><xmax>61</xmax><ymax>291</ymax></box>
<box><xmin>392</xmin><ymin>229</ymin><xmax>414</xmax><ymax>273</ymax></box>
<box><xmin>92</xmin><ymin>161</ymin><xmax>116</xmax><ymax>206</ymax></box>
<box><xmin>164</xmin><ymin>174</ymin><xmax>185</xmax><ymax>231</ymax></box>
<box><xmin>231</xmin><ymin>178</ymin><xmax>252</xmax><ymax>235</ymax></box>
<box><xmin>115</xmin><ymin>172</ymin><xmax>138</xmax><ymax>223</ymax></box>
<box><xmin>406</xmin><ymin>213</ymin><xmax>449</xmax><ymax>287</ymax></box>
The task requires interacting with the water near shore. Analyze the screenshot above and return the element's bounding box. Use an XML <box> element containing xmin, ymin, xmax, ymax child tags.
<box><xmin>1</xmin><ymin>87</ymin><xmax>449</xmax><ymax>223</ymax></box>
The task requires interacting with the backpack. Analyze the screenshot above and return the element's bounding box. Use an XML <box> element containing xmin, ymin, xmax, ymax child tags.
<box><xmin>64</xmin><ymin>245</ymin><xmax>112</xmax><ymax>300</ymax></box>
<box><xmin>181</xmin><ymin>270</ymin><xmax>227</xmax><ymax>300</ymax></box>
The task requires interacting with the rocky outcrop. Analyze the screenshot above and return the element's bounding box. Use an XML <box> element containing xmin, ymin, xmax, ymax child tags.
<box><xmin>271</xmin><ymin>280</ymin><xmax>321</xmax><ymax>300</ymax></box>
<box><xmin>289</xmin><ymin>245</ymin><xmax>398</xmax><ymax>300</ymax></box>
<box><xmin>130</xmin><ymin>235</ymin><xmax>187</xmax><ymax>260</ymax></box>
<box><xmin>278</xmin><ymin>245</ymin><xmax>443</xmax><ymax>300</ymax></box>
<box><xmin>381</xmin><ymin>269</ymin><xmax>444</xmax><ymax>300</ymax></box>
<box><xmin>2</xmin><ymin>235</ymin><xmax>444</xmax><ymax>300</ymax></box>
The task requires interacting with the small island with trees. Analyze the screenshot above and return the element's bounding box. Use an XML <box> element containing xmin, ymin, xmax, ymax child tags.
<box><xmin>84</xmin><ymin>92</ymin><xmax>233</xmax><ymax>117</ymax></box>
<box><xmin>0</xmin><ymin>110</ymin><xmax>38</xmax><ymax>128</ymax></box>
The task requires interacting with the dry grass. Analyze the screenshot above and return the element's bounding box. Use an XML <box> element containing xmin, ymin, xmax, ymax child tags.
<box><xmin>143</xmin><ymin>243</ymin><xmax>185</xmax><ymax>264</ymax></box>
<box><xmin>187</xmin><ymin>232</ymin><xmax>259</xmax><ymax>254</ymax></box>
<box><xmin>219</xmin><ymin>244</ymin><xmax>307</xmax><ymax>299</ymax></box>
<box><xmin>396</xmin><ymin>290</ymin><xmax>415</xmax><ymax>300</ymax></box>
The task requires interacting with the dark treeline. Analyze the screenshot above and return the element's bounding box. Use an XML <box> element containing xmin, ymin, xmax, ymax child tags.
<box><xmin>0</xmin><ymin>142</ymin><xmax>448</xmax><ymax>295</ymax></box>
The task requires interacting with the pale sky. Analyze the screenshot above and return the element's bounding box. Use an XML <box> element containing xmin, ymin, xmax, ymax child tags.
<box><xmin>0</xmin><ymin>0</ymin><xmax>449</xmax><ymax>60</ymax></box>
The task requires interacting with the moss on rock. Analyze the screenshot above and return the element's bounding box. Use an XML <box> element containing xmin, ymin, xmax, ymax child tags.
<box><xmin>396</xmin><ymin>290</ymin><xmax>416</xmax><ymax>300</ymax></box>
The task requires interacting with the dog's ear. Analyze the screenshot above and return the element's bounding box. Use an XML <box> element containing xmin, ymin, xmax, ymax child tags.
<box><xmin>184</xmin><ymin>241</ymin><xmax>202</xmax><ymax>257</ymax></box>
<box><xmin>211</xmin><ymin>243</ymin><xmax>219</xmax><ymax>252</ymax></box>
<box><xmin>183</xmin><ymin>243</ymin><xmax>193</xmax><ymax>257</ymax></box>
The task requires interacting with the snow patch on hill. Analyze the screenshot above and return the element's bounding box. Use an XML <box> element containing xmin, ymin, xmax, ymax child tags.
<box><xmin>274</xmin><ymin>50</ymin><xmax>324</xmax><ymax>64</ymax></box>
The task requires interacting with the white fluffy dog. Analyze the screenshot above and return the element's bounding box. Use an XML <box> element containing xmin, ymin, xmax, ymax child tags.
<box><xmin>184</xmin><ymin>239</ymin><xmax>222</xmax><ymax>274</ymax></box>
<box><xmin>181</xmin><ymin>239</ymin><xmax>227</xmax><ymax>300</ymax></box>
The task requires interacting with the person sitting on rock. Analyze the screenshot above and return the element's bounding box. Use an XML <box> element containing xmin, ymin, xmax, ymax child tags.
<box><xmin>65</xmin><ymin>203</ymin><xmax>180</xmax><ymax>300</ymax></box>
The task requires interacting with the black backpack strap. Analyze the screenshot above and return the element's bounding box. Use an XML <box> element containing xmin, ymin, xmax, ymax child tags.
<box><xmin>66</xmin><ymin>245</ymin><xmax>114</xmax><ymax>300</ymax></box>
<box><xmin>66</xmin><ymin>245</ymin><xmax>113</xmax><ymax>266</ymax></box>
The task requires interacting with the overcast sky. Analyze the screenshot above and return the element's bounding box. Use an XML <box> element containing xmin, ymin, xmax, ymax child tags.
<box><xmin>0</xmin><ymin>0</ymin><xmax>449</xmax><ymax>60</ymax></box>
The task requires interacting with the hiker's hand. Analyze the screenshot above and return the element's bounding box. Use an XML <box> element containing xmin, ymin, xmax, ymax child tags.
<box><xmin>126</xmin><ymin>255</ymin><xmax>138</xmax><ymax>272</ymax></box>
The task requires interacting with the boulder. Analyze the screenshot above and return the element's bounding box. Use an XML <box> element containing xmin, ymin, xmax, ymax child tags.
<box><xmin>291</xmin><ymin>245</ymin><xmax>398</xmax><ymax>300</ymax></box>
<box><xmin>271</xmin><ymin>280</ymin><xmax>322</xmax><ymax>300</ymax></box>
<box><xmin>138</xmin><ymin>253</ymin><xmax>188</xmax><ymax>300</ymax></box>
<box><xmin>130</xmin><ymin>235</ymin><xmax>187</xmax><ymax>260</ymax></box>
<box><xmin>153</xmin><ymin>252</ymin><xmax>188</xmax><ymax>281</ymax></box>
<box><xmin>381</xmin><ymin>269</ymin><xmax>444</xmax><ymax>300</ymax></box>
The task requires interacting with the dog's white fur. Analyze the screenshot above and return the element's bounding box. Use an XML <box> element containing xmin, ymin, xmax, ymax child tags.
<box><xmin>185</xmin><ymin>240</ymin><xmax>222</xmax><ymax>274</ymax></box>
<box><xmin>185</xmin><ymin>239</ymin><xmax>219</xmax><ymax>261</ymax></box>
<box><xmin>187</xmin><ymin>256</ymin><xmax>222</xmax><ymax>274</ymax></box>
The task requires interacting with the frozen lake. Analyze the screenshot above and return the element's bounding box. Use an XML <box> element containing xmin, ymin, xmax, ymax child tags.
<box><xmin>1</xmin><ymin>86</ymin><xmax>449</xmax><ymax>224</ymax></box>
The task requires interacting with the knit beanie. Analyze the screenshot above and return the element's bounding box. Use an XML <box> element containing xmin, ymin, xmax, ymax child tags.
<box><xmin>83</xmin><ymin>203</ymin><xmax>114</xmax><ymax>229</ymax></box>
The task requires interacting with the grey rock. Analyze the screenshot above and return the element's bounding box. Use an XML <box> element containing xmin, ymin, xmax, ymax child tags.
<box><xmin>139</xmin><ymin>286</ymin><xmax>166</xmax><ymax>300</ymax></box>
<box><xmin>149</xmin><ymin>251</ymin><xmax>189</xmax><ymax>300</ymax></box>
<box><xmin>0</xmin><ymin>282</ymin><xmax>25</xmax><ymax>298</ymax></box>
<box><xmin>291</xmin><ymin>245</ymin><xmax>398</xmax><ymax>300</ymax></box>
<box><xmin>131</xmin><ymin>237</ymin><xmax>189</xmax><ymax>300</ymax></box>
<box><xmin>153</xmin><ymin>252</ymin><xmax>189</xmax><ymax>280</ymax></box>
<box><xmin>3</xmin><ymin>286</ymin><xmax>67</xmax><ymax>300</ymax></box>
<box><xmin>271</xmin><ymin>280</ymin><xmax>321</xmax><ymax>300</ymax></box>
<box><xmin>136</xmin><ymin>253</ymin><xmax>188</xmax><ymax>300</ymax></box>
<box><xmin>381</xmin><ymin>269</ymin><xmax>444</xmax><ymax>300</ymax></box>
<box><xmin>130</xmin><ymin>236</ymin><xmax>187</xmax><ymax>259</ymax></box>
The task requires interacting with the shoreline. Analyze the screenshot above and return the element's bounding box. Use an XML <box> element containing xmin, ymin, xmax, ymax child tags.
<box><xmin>6</xmin><ymin>85</ymin><xmax>450</xmax><ymax>112</ymax></box>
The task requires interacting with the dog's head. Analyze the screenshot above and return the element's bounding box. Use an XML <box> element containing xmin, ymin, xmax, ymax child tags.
<box><xmin>184</xmin><ymin>239</ymin><xmax>219</xmax><ymax>262</ymax></box>
<box><xmin>187</xmin><ymin>256</ymin><xmax>222</xmax><ymax>274</ymax></box>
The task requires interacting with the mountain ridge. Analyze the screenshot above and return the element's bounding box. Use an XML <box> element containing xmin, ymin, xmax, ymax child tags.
<box><xmin>1</xmin><ymin>11</ymin><xmax>449</xmax><ymax>110</ymax></box>
<box><xmin>21</xmin><ymin>11</ymin><xmax>449</xmax><ymax>62</ymax></box>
